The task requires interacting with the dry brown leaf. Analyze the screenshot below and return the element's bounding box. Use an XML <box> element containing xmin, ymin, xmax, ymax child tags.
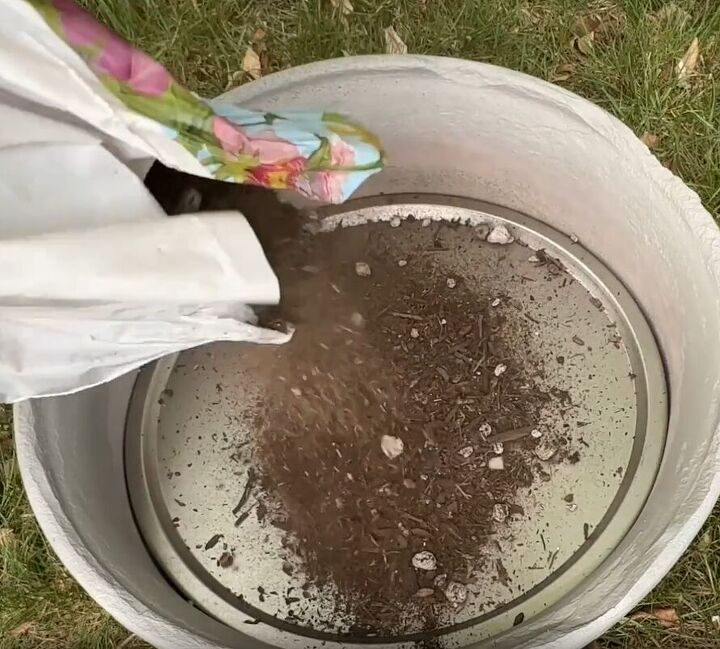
<box><xmin>574</xmin><ymin>31</ymin><xmax>595</xmax><ymax>55</ymax></box>
<box><xmin>242</xmin><ymin>46</ymin><xmax>262</xmax><ymax>80</ymax></box>
<box><xmin>330</xmin><ymin>0</ymin><xmax>354</xmax><ymax>15</ymax></box>
<box><xmin>640</xmin><ymin>132</ymin><xmax>659</xmax><ymax>149</ymax></box>
<box><xmin>10</xmin><ymin>622</ymin><xmax>34</xmax><ymax>637</ymax></box>
<box><xmin>677</xmin><ymin>37</ymin><xmax>699</xmax><ymax>84</ymax></box>
<box><xmin>384</xmin><ymin>26</ymin><xmax>408</xmax><ymax>55</ymax></box>
<box><xmin>0</xmin><ymin>527</ymin><xmax>14</xmax><ymax>547</ymax></box>
<box><xmin>630</xmin><ymin>607</ymin><xmax>680</xmax><ymax>628</ymax></box>
<box><xmin>552</xmin><ymin>62</ymin><xmax>577</xmax><ymax>82</ymax></box>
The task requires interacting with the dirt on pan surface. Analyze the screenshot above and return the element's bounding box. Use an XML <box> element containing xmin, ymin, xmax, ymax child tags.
<box><xmin>248</xmin><ymin>214</ymin><xmax>576</xmax><ymax>635</ymax></box>
<box><xmin>144</xmin><ymin>169</ymin><xmax>579</xmax><ymax>636</ymax></box>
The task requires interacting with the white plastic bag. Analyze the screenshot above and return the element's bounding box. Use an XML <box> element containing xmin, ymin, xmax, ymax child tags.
<box><xmin>0</xmin><ymin>5</ymin><xmax>288</xmax><ymax>402</ymax></box>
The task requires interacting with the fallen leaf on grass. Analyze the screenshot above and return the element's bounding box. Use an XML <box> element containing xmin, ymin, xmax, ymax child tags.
<box><xmin>572</xmin><ymin>31</ymin><xmax>595</xmax><ymax>55</ymax></box>
<box><xmin>384</xmin><ymin>26</ymin><xmax>408</xmax><ymax>55</ymax></box>
<box><xmin>552</xmin><ymin>62</ymin><xmax>577</xmax><ymax>82</ymax></box>
<box><xmin>630</xmin><ymin>607</ymin><xmax>680</xmax><ymax>628</ymax></box>
<box><xmin>252</xmin><ymin>28</ymin><xmax>266</xmax><ymax>43</ymax></box>
<box><xmin>330</xmin><ymin>0</ymin><xmax>354</xmax><ymax>15</ymax></box>
<box><xmin>10</xmin><ymin>622</ymin><xmax>34</xmax><ymax>637</ymax></box>
<box><xmin>640</xmin><ymin>132</ymin><xmax>659</xmax><ymax>149</ymax></box>
<box><xmin>0</xmin><ymin>527</ymin><xmax>14</xmax><ymax>547</ymax></box>
<box><xmin>677</xmin><ymin>37</ymin><xmax>699</xmax><ymax>84</ymax></box>
<box><xmin>242</xmin><ymin>46</ymin><xmax>262</xmax><ymax>80</ymax></box>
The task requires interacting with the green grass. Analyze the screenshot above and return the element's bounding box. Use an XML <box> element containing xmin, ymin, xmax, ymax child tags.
<box><xmin>2</xmin><ymin>0</ymin><xmax>720</xmax><ymax>647</ymax></box>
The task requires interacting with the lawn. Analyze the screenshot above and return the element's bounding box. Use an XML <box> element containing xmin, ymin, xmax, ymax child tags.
<box><xmin>1</xmin><ymin>0</ymin><xmax>720</xmax><ymax>647</ymax></box>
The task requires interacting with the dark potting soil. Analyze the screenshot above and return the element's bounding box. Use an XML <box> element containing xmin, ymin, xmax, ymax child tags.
<box><xmin>145</xmin><ymin>165</ymin><xmax>579</xmax><ymax>636</ymax></box>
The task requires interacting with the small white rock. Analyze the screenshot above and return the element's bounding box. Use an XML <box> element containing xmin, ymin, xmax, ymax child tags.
<box><xmin>390</xmin><ymin>216</ymin><xmax>402</xmax><ymax>228</ymax></box>
<box><xmin>570</xmin><ymin>234</ymin><xmax>579</xmax><ymax>244</ymax></box>
<box><xmin>487</xmin><ymin>224</ymin><xmax>514</xmax><ymax>245</ymax></box>
<box><xmin>446</xmin><ymin>277</ymin><xmax>457</xmax><ymax>289</ymax></box>
<box><xmin>440</xmin><ymin>318</ymin><xmax>447</xmax><ymax>325</ymax></box>
<box><xmin>458</xmin><ymin>446</ymin><xmax>474</xmax><ymax>458</ymax></box>
<box><xmin>444</xmin><ymin>581</ymin><xmax>468</xmax><ymax>606</ymax></box>
<box><xmin>491</xmin><ymin>298</ymin><xmax>501</xmax><ymax>307</ymax></box>
<box><xmin>492</xmin><ymin>503</ymin><xmax>510</xmax><ymax>523</ymax></box>
<box><xmin>410</xmin><ymin>327</ymin><xmax>420</xmax><ymax>339</ymax></box>
<box><xmin>492</xmin><ymin>442</ymin><xmax>504</xmax><ymax>455</ymax></box>
<box><xmin>397</xmin><ymin>259</ymin><xmax>408</xmax><ymax>267</ymax></box>
<box><xmin>421</xmin><ymin>218</ymin><xmax>432</xmax><ymax>227</ymax></box>
<box><xmin>567</xmin><ymin>502</ymin><xmax>578</xmax><ymax>513</ymax></box>
<box><xmin>433</xmin><ymin>573</ymin><xmax>448</xmax><ymax>590</ymax></box>
<box><xmin>381</xmin><ymin>434</ymin><xmax>405</xmax><ymax>459</ymax></box>
<box><xmin>355</xmin><ymin>261</ymin><xmax>372</xmax><ymax>277</ymax></box>
<box><xmin>478</xmin><ymin>422</ymin><xmax>492</xmax><ymax>439</ymax></box>
<box><xmin>530</xmin><ymin>428</ymin><xmax>543</xmax><ymax>439</ymax></box>
<box><xmin>488</xmin><ymin>456</ymin><xmax>505</xmax><ymax>470</ymax></box>
<box><xmin>290</xmin><ymin>387</ymin><xmax>303</xmax><ymax>397</ymax></box>
<box><xmin>494</xmin><ymin>363</ymin><xmax>507</xmax><ymax>377</ymax></box>
<box><xmin>528</xmin><ymin>254</ymin><xmax>541</xmax><ymax>263</ymax></box>
<box><xmin>350</xmin><ymin>312</ymin><xmax>365</xmax><ymax>328</ymax></box>
<box><xmin>411</xmin><ymin>550</ymin><xmax>437</xmax><ymax>571</ymax></box>
<box><xmin>534</xmin><ymin>440</ymin><xmax>558</xmax><ymax>461</ymax></box>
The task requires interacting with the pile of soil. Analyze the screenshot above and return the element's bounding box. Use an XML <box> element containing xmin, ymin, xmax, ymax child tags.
<box><xmin>143</xmin><ymin>169</ymin><xmax>579</xmax><ymax>635</ymax></box>
<box><xmin>250</xmin><ymin>214</ymin><xmax>566</xmax><ymax>634</ymax></box>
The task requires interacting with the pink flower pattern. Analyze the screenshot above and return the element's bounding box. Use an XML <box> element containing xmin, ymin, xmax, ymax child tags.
<box><xmin>33</xmin><ymin>0</ymin><xmax>383</xmax><ymax>202</ymax></box>
<box><xmin>53</xmin><ymin>0</ymin><xmax>171</xmax><ymax>96</ymax></box>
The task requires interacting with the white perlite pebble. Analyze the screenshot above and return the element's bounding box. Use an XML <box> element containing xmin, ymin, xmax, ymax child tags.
<box><xmin>492</xmin><ymin>503</ymin><xmax>509</xmax><ymax>523</ymax></box>
<box><xmin>528</xmin><ymin>254</ymin><xmax>541</xmax><ymax>263</ymax></box>
<box><xmin>570</xmin><ymin>233</ymin><xmax>579</xmax><ymax>243</ymax></box>
<box><xmin>410</xmin><ymin>328</ymin><xmax>420</xmax><ymax>339</ymax></box>
<box><xmin>492</xmin><ymin>442</ymin><xmax>504</xmax><ymax>455</ymax></box>
<box><xmin>446</xmin><ymin>277</ymin><xmax>457</xmax><ymax>289</ymax></box>
<box><xmin>397</xmin><ymin>259</ymin><xmax>408</xmax><ymax>267</ymax></box>
<box><xmin>478</xmin><ymin>422</ymin><xmax>492</xmax><ymax>439</ymax></box>
<box><xmin>381</xmin><ymin>435</ymin><xmax>404</xmax><ymax>459</ymax></box>
<box><xmin>290</xmin><ymin>387</ymin><xmax>302</xmax><ymax>397</ymax></box>
<box><xmin>494</xmin><ymin>363</ymin><xmax>507</xmax><ymax>377</ymax></box>
<box><xmin>390</xmin><ymin>216</ymin><xmax>402</xmax><ymax>228</ymax></box>
<box><xmin>488</xmin><ymin>456</ymin><xmax>504</xmax><ymax>470</ymax></box>
<box><xmin>487</xmin><ymin>224</ymin><xmax>514</xmax><ymax>245</ymax></box>
<box><xmin>567</xmin><ymin>502</ymin><xmax>578</xmax><ymax>513</ymax></box>
<box><xmin>411</xmin><ymin>551</ymin><xmax>437</xmax><ymax>571</ymax></box>
<box><xmin>355</xmin><ymin>261</ymin><xmax>372</xmax><ymax>277</ymax></box>
<box><xmin>491</xmin><ymin>298</ymin><xmax>501</xmax><ymax>307</ymax></box>
<box><xmin>350</xmin><ymin>312</ymin><xmax>365</xmax><ymax>328</ymax></box>
<box><xmin>534</xmin><ymin>440</ymin><xmax>558</xmax><ymax>461</ymax></box>
<box><xmin>458</xmin><ymin>446</ymin><xmax>474</xmax><ymax>458</ymax></box>
<box><xmin>421</xmin><ymin>218</ymin><xmax>432</xmax><ymax>227</ymax></box>
<box><xmin>530</xmin><ymin>428</ymin><xmax>543</xmax><ymax>439</ymax></box>
<box><xmin>445</xmin><ymin>581</ymin><xmax>468</xmax><ymax>606</ymax></box>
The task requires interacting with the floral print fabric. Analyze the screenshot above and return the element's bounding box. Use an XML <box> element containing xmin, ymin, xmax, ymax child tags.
<box><xmin>29</xmin><ymin>0</ymin><xmax>384</xmax><ymax>203</ymax></box>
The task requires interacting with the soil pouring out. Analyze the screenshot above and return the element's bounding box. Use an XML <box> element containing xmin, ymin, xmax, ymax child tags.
<box><xmin>127</xmin><ymin>181</ymin><xmax>664</xmax><ymax>645</ymax></box>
